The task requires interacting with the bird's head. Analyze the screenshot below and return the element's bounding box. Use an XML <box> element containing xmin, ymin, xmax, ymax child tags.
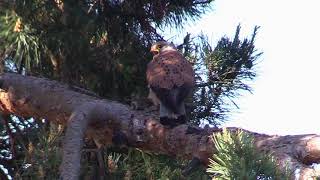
<box><xmin>150</xmin><ymin>41</ymin><xmax>176</xmax><ymax>56</ymax></box>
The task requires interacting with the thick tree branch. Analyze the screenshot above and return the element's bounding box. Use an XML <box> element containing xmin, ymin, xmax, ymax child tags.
<box><xmin>251</xmin><ymin>130</ymin><xmax>320</xmax><ymax>178</ymax></box>
<box><xmin>0</xmin><ymin>73</ymin><xmax>319</xmax><ymax>179</ymax></box>
<box><xmin>60</xmin><ymin>108</ymin><xmax>90</xmax><ymax>180</ymax></box>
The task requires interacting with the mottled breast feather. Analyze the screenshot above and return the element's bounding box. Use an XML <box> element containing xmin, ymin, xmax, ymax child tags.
<box><xmin>146</xmin><ymin>50</ymin><xmax>195</xmax><ymax>89</ymax></box>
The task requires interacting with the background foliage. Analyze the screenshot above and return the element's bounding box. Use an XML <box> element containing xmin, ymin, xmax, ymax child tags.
<box><xmin>0</xmin><ymin>0</ymin><xmax>266</xmax><ymax>179</ymax></box>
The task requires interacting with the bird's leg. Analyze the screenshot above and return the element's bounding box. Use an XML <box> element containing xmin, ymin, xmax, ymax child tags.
<box><xmin>176</xmin><ymin>115</ymin><xmax>187</xmax><ymax>124</ymax></box>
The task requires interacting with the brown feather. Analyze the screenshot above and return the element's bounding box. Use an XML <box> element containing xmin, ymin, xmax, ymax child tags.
<box><xmin>146</xmin><ymin>51</ymin><xmax>195</xmax><ymax>89</ymax></box>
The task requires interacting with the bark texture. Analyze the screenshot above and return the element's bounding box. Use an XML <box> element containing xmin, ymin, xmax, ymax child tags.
<box><xmin>0</xmin><ymin>73</ymin><xmax>319</xmax><ymax>179</ymax></box>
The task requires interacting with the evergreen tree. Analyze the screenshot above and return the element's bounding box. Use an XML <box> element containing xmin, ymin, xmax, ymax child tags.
<box><xmin>0</xmin><ymin>0</ymin><xmax>266</xmax><ymax>179</ymax></box>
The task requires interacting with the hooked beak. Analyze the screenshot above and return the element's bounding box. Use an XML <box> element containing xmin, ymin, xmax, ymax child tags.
<box><xmin>150</xmin><ymin>45</ymin><xmax>159</xmax><ymax>55</ymax></box>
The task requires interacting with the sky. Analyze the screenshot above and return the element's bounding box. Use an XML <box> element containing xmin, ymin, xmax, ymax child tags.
<box><xmin>163</xmin><ymin>0</ymin><xmax>320</xmax><ymax>135</ymax></box>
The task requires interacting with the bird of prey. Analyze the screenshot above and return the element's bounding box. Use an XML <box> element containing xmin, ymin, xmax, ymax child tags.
<box><xmin>146</xmin><ymin>41</ymin><xmax>195</xmax><ymax>128</ymax></box>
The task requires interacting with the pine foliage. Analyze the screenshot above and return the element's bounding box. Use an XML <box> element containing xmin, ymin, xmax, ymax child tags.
<box><xmin>207</xmin><ymin>129</ymin><xmax>291</xmax><ymax>179</ymax></box>
<box><xmin>191</xmin><ymin>25</ymin><xmax>262</xmax><ymax>125</ymax></box>
<box><xmin>0</xmin><ymin>0</ymin><xmax>269</xmax><ymax>179</ymax></box>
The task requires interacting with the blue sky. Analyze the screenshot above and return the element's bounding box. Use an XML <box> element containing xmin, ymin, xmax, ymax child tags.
<box><xmin>162</xmin><ymin>0</ymin><xmax>320</xmax><ymax>135</ymax></box>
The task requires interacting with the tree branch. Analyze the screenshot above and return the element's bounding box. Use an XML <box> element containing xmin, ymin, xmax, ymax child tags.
<box><xmin>60</xmin><ymin>108</ymin><xmax>90</xmax><ymax>180</ymax></box>
<box><xmin>0</xmin><ymin>73</ymin><xmax>319</xmax><ymax>179</ymax></box>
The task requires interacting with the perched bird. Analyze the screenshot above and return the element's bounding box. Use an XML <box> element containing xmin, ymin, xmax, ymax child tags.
<box><xmin>146</xmin><ymin>41</ymin><xmax>195</xmax><ymax>128</ymax></box>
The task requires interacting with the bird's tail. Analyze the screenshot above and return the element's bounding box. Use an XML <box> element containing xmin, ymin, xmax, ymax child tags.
<box><xmin>151</xmin><ymin>85</ymin><xmax>192</xmax><ymax>127</ymax></box>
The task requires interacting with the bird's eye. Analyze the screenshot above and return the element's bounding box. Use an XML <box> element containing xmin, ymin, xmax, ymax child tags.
<box><xmin>158</xmin><ymin>45</ymin><xmax>162</xmax><ymax>49</ymax></box>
